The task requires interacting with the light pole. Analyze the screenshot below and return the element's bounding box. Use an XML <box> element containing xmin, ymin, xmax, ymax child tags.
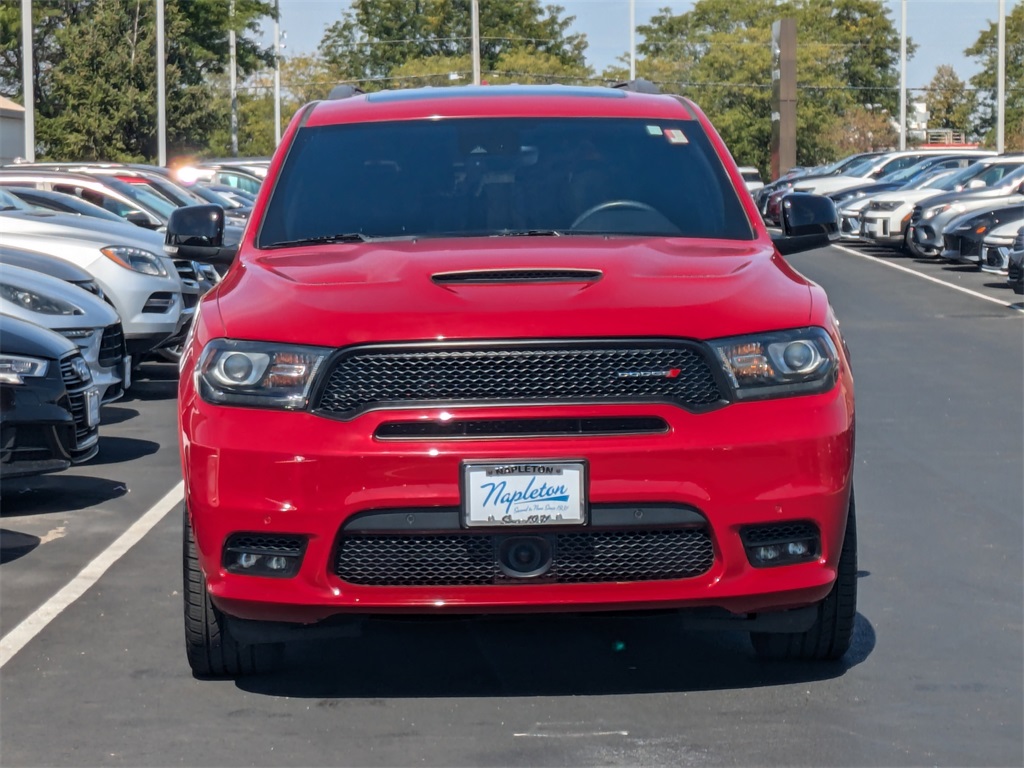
<box><xmin>997</xmin><ymin>0</ymin><xmax>1005</xmax><ymax>153</ymax></box>
<box><xmin>471</xmin><ymin>0</ymin><xmax>481</xmax><ymax>85</ymax></box>
<box><xmin>156</xmin><ymin>0</ymin><xmax>166</xmax><ymax>166</ymax></box>
<box><xmin>229</xmin><ymin>0</ymin><xmax>238</xmax><ymax>157</ymax></box>
<box><xmin>273</xmin><ymin>0</ymin><xmax>281</xmax><ymax>146</ymax></box>
<box><xmin>629</xmin><ymin>0</ymin><xmax>636</xmax><ymax>80</ymax></box>
<box><xmin>20</xmin><ymin>0</ymin><xmax>34</xmax><ymax>161</ymax></box>
<box><xmin>899</xmin><ymin>0</ymin><xmax>907</xmax><ymax>150</ymax></box>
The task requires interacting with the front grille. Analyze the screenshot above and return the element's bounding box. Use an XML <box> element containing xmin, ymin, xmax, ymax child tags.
<box><xmin>943</xmin><ymin>234</ymin><xmax>961</xmax><ymax>255</ymax></box>
<box><xmin>182</xmin><ymin>291</ymin><xmax>199</xmax><ymax>308</ymax></box>
<box><xmin>173</xmin><ymin>259</ymin><xmax>198</xmax><ymax>282</ymax></box>
<box><xmin>98</xmin><ymin>323</ymin><xmax>125</xmax><ymax>367</ymax></box>
<box><xmin>224</xmin><ymin>534</ymin><xmax>306</xmax><ymax>555</ymax></box>
<box><xmin>59</xmin><ymin>353</ymin><xmax>96</xmax><ymax>446</ymax></box>
<box><xmin>961</xmin><ymin>238</ymin><xmax>982</xmax><ymax>258</ymax></box>
<box><xmin>1009</xmin><ymin>258</ymin><xmax>1022</xmax><ymax>283</ymax></box>
<box><xmin>142</xmin><ymin>292</ymin><xmax>175</xmax><ymax>313</ymax></box>
<box><xmin>334</xmin><ymin>528</ymin><xmax>714</xmax><ymax>586</ymax></box>
<box><xmin>374</xmin><ymin>416</ymin><xmax>669</xmax><ymax>440</ymax></box>
<box><xmin>314</xmin><ymin>341</ymin><xmax>726</xmax><ymax>419</ymax></box>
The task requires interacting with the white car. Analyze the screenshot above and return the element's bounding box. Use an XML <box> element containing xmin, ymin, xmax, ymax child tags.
<box><xmin>857</xmin><ymin>171</ymin><xmax>958</xmax><ymax>249</ymax></box>
<box><xmin>981</xmin><ymin>220</ymin><xmax>1024</xmax><ymax>275</ymax></box>
<box><xmin>0</xmin><ymin>263</ymin><xmax>126</xmax><ymax>403</ymax></box>
<box><xmin>738</xmin><ymin>166</ymin><xmax>764</xmax><ymax>193</ymax></box>
<box><xmin>0</xmin><ymin>191</ymin><xmax>187</xmax><ymax>359</ymax></box>
<box><xmin>795</xmin><ymin>150</ymin><xmax>994</xmax><ymax>196</ymax></box>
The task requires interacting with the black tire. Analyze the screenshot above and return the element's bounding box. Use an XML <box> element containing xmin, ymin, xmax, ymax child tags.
<box><xmin>182</xmin><ymin>506</ymin><xmax>283</xmax><ymax>678</ymax></box>
<box><xmin>751</xmin><ymin>492</ymin><xmax>858</xmax><ymax>661</ymax></box>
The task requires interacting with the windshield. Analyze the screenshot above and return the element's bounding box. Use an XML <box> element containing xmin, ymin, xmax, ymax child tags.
<box><xmin>905</xmin><ymin>170</ymin><xmax>954</xmax><ymax>190</ymax></box>
<box><xmin>880</xmin><ymin>158</ymin><xmax>943</xmax><ymax>184</ymax></box>
<box><xmin>113</xmin><ymin>181</ymin><xmax>177</xmax><ymax>219</ymax></box>
<box><xmin>259</xmin><ymin>117</ymin><xmax>754</xmax><ymax>247</ymax></box>
<box><xmin>0</xmin><ymin>188</ymin><xmax>31</xmax><ymax>211</ymax></box>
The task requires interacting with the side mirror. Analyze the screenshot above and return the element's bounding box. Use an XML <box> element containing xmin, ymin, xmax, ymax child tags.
<box><xmin>164</xmin><ymin>204</ymin><xmax>237</xmax><ymax>265</ymax></box>
<box><xmin>771</xmin><ymin>193</ymin><xmax>840</xmax><ymax>256</ymax></box>
<box><xmin>967</xmin><ymin>179</ymin><xmax>986</xmax><ymax>190</ymax></box>
<box><xmin>125</xmin><ymin>210</ymin><xmax>157</xmax><ymax>228</ymax></box>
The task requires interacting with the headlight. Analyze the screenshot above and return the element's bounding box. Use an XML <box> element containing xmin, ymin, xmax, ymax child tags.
<box><xmin>709</xmin><ymin>327</ymin><xmax>839</xmax><ymax>401</ymax></box>
<box><xmin>197</xmin><ymin>339</ymin><xmax>329</xmax><ymax>409</ymax></box>
<box><xmin>922</xmin><ymin>204</ymin><xmax>949</xmax><ymax>220</ymax></box>
<box><xmin>0</xmin><ymin>354</ymin><xmax>49</xmax><ymax>385</ymax></box>
<box><xmin>0</xmin><ymin>283</ymin><xmax>84</xmax><ymax>315</ymax></box>
<box><xmin>100</xmin><ymin>246</ymin><xmax>169</xmax><ymax>277</ymax></box>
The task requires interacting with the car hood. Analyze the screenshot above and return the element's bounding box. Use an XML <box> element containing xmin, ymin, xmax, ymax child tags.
<box><xmin>795</xmin><ymin>175</ymin><xmax>869</xmax><ymax>195</ymax></box>
<box><xmin>917</xmin><ymin>186</ymin><xmax>1024</xmax><ymax>210</ymax></box>
<box><xmin>214</xmin><ymin>238</ymin><xmax>813</xmax><ymax>346</ymax></box>
<box><xmin>0</xmin><ymin>210</ymin><xmax>165</xmax><ymax>249</ymax></box>
<box><xmin>872</xmin><ymin>189</ymin><xmax>945</xmax><ymax>205</ymax></box>
<box><xmin>0</xmin><ymin>263</ymin><xmax>119</xmax><ymax>329</ymax></box>
<box><xmin>0</xmin><ymin>312</ymin><xmax>78</xmax><ymax>358</ymax></box>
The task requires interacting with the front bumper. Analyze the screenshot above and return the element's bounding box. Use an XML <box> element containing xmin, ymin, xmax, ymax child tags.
<box><xmin>181</xmin><ymin>382</ymin><xmax>855</xmax><ymax>627</ymax></box>
<box><xmin>860</xmin><ymin>212</ymin><xmax>908</xmax><ymax>245</ymax></box>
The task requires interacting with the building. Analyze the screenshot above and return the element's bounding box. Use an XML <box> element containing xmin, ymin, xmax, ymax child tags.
<box><xmin>0</xmin><ymin>95</ymin><xmax>27</xmax><ymax>165</ymax></box>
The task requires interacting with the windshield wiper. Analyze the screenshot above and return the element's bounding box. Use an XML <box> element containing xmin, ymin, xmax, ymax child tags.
<box><xmin>264</xmin><ymin>232</ymin><xmax>372</xmax><ymax>248</ymax></box>
<box><xmin>493</xmin><ymin>229</ymin><xmax>563</xmax><ymax>237</ymax></box>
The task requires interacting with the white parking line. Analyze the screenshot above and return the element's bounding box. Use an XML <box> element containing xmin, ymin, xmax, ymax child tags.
<box><xmin>830</xmin><ymin>244</ymin><xmax>1024</xmax><ymax>311</ymax></box>
<box><xmin>0</xmin><ymin>481</ymin><xmax>184</xmax><ymax>669</ymax></box>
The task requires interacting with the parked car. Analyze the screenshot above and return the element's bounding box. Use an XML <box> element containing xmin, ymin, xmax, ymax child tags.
<box><xmin>1006</xmin><ymin>226</ymin><xmax>1024</xmax><ymax>294</ymax></box>
<box><xmin>0</xmin><ymin>243</ymin><xmax>105</xmax><ymax>299</ymax></box>
<box><xmin>908</xmin><ymin>166</ymin><xmax>1024</xmax><ymax>258</ymax></box>
<box><xmin>5</xmin><ymin>186</ymin><xmax>129</xmax><ymax>224</ymax></box>
<box><xmin>939</xmin><ymin>204</ymin><xmax>1024</xmax><ymax>266</ymax></box>
<box><xmin>171</xmin><ymin>83</ymin><xmax>855</xmax><ymax>678</ymax></box>
<box><xmin>0</xmin><ymin>190</ymin><xmax>186</xmax><ymax>358</ymax></box>
<box><xmin>980</xmin><ymin>220</ymin><xmax>1024</xmax><ymax>275</ymax></box>
<box><xmin>794</xmin><ymin>150</ymin><xmax>994</xmax><ymax>196</ymax></box>
<box><xmin>0</xmin><ymin>263</ymin><xmax>126</xmax><ymax>403</ymax></box>
<box><xmin>754</xmin><ymin>151</ymin><xmax>886</xmax><ymax>213</ymax></box>
<box><xmin>0</xmin><ymin>314</ymin><xmax>100</xmax><ymax>478</ymax></box>
<box><xmin>738</xmin><ymin>166</ymin><xmax>764</xmax><ymax>193</ymax></box>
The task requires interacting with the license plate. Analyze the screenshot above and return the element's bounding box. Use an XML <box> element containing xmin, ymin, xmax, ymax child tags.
<box><xmin>462</xmin><ymin>461</ymin><xmax>586</xmax><ymax>528</ymax></box>
<box><xmin>123</xmin><ymin>356</ymin><xmax>131</xmax><ymax>390</ymax></box>
<box><xmin>85</xmin><ymin>387</ymin><xmax>101</xmax><ymax>428</ymax></box>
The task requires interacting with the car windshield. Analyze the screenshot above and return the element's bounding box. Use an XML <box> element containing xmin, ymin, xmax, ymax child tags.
<box><xmin>879</xmin><ymin>158</ymin><xmax>942</xmax><ymax>184</ymax></box>
<box><xmin>841</xmin><ymin>158</ymin><xmax>877</xmax><ymax>178</ymax></box>
<box><xmin>258</xmin><ymin>117</ymin><xmax>754</xmax><ymax>247</ymax></box>
<box><xmin>0</xmin><ymin>187</ymin><xmax>31</xmax><ymax>211</ymax></box>
<box><xmin>929</xmin><ymin>163</ymin><xmax>990</xmax><ymax>191</ymax></box>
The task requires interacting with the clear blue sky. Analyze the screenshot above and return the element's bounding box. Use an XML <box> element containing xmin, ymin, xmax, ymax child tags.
<box><xmin>265</xmin><ymin>0</ymin><xmax>1020</xmax><ymax>91</ymax></box>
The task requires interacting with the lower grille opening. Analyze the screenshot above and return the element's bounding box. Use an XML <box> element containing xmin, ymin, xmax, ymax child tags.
<box><xmin>334</xmin><ymin>528</ymin><xmax>714</xmax><ymax>586</ymax></box>
<box><xmin>223</xmin><ymin>533</ymin><xmax>307</xmax><ymax>577</ymax></box>
<box><xmin>740</xmin><ymin>521</ymin><xmax>820</xmax><ymax>568</ymax></box>
<box><xmin>375</xmin><ymin>416</ymin><xmax>669</xmax><ymax>440</ymax></box>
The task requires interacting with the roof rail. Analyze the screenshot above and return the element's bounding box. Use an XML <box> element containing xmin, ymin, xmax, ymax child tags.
<box><xmin>610</xmin><ymin>78</ymin><xmax>662</xmax><ymax>95</ymax></box>
<box><xmin>327</xmin><ymin>84</ymin><xmax>366</xmax><ymax>100</ymax></box>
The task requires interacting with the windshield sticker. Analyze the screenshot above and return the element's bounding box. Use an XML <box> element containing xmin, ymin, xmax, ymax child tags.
<box><xmin>664</xmin><ymin>129</ymin><xmax>688</xmax><ymax>145</ymax></box>
<box><xmin>646</xmin><ymin>125</ymin><xmax>663</xmax><ymax>136</ymax></box>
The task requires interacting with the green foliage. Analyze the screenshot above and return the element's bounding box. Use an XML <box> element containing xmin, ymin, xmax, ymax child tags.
<box><xmin>318</xmin><ymin>0</ymin><xmax>589</xmax><ymax>89</ymax></box>
<box><xmin>634</xmin><ymin>0</ymin><xmax>911</xmax><ymax>177</ymax></box>
<box><xmin>924</xmin><ymin>65</ymin><xmax>977</xmax><ymax>135</ymax></box>
<box><xmin>965</xmin><ymin>3</ymin><xmax>1024</xmax><ymax>150</ymax></box>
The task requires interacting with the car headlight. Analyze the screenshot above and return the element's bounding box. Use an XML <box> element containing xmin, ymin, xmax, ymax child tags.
<box><xmin>0</xmin><ymin>283</ymin><xmax>85</xmax><ymax>315</ymax></box>
<box><xmin>0</xmin><ymin>354</ymin><xmax>49</xmax><ymax>385</ymax></box>
<box><xmin>100</xmin><ymin>246</ymin><xmax>169</xmax><ymax>277</ymax></box>
<box><xmin>709</xmin><ymin>327</ymin><xmax>839</xmax><ymax>401</ymax></box>
<box><xmin>197</xmin><ymin>339</ymin><xmax>329</xmax><ymax>409</ymax></box>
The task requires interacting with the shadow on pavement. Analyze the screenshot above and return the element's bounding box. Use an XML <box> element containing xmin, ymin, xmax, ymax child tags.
<box><xmin>99</xmin><ymin>405</ymin><xmax>140</xmax><ymax>425</ymax></box>
<box><xmin>0</xmin><ymin>529</ymin><xmax>40</xmax><ymax>564</ymax></box>
<box><xmin>121</xmin><ymin>363</ymin><xmax>179</xmax><ymax>402</ymax></box>
<box><xmin>238</xmin><ymin>611</ymin><xmax>876</xmax><ymax>699</ymax></box>
<box><xmin>88</xmin><ymin>436</ymin><xmax>161</xmax><ymax>466</ymax></box>
<box><xmin>0</xmin><ymin>475</ymin><xmax>128</xmax><ymax>516</ymax></box>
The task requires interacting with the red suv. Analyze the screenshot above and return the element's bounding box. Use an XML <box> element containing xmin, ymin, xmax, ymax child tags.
<box><xmin>169</xmin><ymin>83</ymin><xmax>855</xmax><ymax>678</ymax></box>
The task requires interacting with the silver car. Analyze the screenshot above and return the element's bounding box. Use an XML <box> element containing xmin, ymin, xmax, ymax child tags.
<box><xmin>0</xmin><ymin>263</ymin><xmax>126</xmax><ymax>403</ymax></box>
<box><xmin>0</xmin><ymin>189</ymin><xmax>190</xmax><ymax>359</ymax></box>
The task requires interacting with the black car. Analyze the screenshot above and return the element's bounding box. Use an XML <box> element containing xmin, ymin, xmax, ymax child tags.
<box><xmin>941</xmin><ymin>205</ymin><xmax>1024</xmax><ymax>265</ymax></box>
<box><xmin>1</xmin><ymin>314</ymin><xmax>100</xmax><ymax>478</ymax></box>
<box><xmin>1008</xmin><ymin>226</ymin><xmax>1024</xmax><ymax>295</ymax></box>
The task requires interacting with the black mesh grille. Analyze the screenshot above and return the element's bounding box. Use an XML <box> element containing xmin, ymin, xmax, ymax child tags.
<box><xmin>961</xmin><ymin>237</ymin><xmax>982</xmax><ymax>258</ymax></box>
<box><xmin>1009</xmin><ymin>258</ymin><xmax>1022</xmax><ymax>282</ymax></box>
<box><xmin>98</xmin><ymin>323</ymin><xmax>125</xmax><ymax>367</ymax></box>
<box><xmin>432</xmin><ymin>269</ymin><xmax>602</xmax><ymax>284</ymax></box>
<box><xmin>224</xmin><ymin>534</ymin><xmax>306</xmax><ymax>555</ymax></box>
<box><xmin>943</xmin><ymin>234</ymin><xmax>960</xmax><ymax>254</ymax></box>
<box><xmin>59</xmin><ymin>353</ymin><xmax>96</xmax><ymax>446</ymax></box>
<box><xmin>315</xmin><ymin>342</ymin><xmax>725</xmax><ymax>418</ymax></box>
<box><xmin>740</xmin><ymin>521</ymin><xmax>819</xmax><ymax>545</ymax></box>
<box><xmin>375</xmin><ymin>416</ymin><xmax>668</xmax><ymax>439</ymax></box>
<box><xmin>334</xmin><ymin>528</ymin><xmax>714</xmax><ymax>586</ymax></box>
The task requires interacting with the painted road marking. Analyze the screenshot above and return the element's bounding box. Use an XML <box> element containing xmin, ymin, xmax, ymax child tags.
<box><xmin>831</xmin><ymin>244</ymin><xmax>1024</xmax><ymax>311</ymax></box>
<box><xmin>0</xmin><ymin>481</ymin><xmax>184</xmax><ymax>669</ymax></box>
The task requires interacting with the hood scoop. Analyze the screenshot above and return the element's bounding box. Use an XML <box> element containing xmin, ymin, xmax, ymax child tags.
<box><xmin>432</xmin><ymin>268</ymin><xmax>602</xmax><ymax>285</ymax></box>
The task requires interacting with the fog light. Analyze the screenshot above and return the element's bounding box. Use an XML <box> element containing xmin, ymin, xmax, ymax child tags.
<box><xmin>755</xmin><ymin>545</ymin><xmax>782</xmax><ymax>563</ymax></box>
<box><xmin>266</xmin><ymin>556</ymin><xmax>288</xmax><ymax>571</ymax></box>
<box><xmin>237</xmin><ymin>553</ymin><xmax>260</xmax><ymax>569</ymax></box>
<box><xmin>741</xmin><ymin>522</ymin><xmax>821</xmax><ymax>568</ymax></box>
<box><xmin>787</xmin><ymin>541</ymin><xmax>810</xmax><ymax>556</ymax></box>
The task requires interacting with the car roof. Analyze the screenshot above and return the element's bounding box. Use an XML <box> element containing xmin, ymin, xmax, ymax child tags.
<box><xmin>305</xmin><ymin>85</ymin><xmax>697</xmax><ymax>127</ymax></box>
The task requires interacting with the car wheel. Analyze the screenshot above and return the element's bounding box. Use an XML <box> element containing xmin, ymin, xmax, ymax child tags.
<box><xmin>750</xmin><ymin>491</ymin><xmax>858</xmax><ymax>661</ymax></box>
<box><xmin>157</xmin><ymin>344</ymin><xmax>183</xmax><ymax>365</ymax></box>
<box><xmin>182</xmin><ymin>505</ymin><xmax>284</xmax><ymax>678</ymax></box>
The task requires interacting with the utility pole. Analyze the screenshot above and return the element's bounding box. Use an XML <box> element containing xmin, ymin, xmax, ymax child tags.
<box><xmin>273</xmin><ymin>0</ymin><xmax>281</xmax><ymax>146</ymax></box>
<box><xmin>471</xmin><ymin>0</ymin><xmax>481</xmax><ymax>85</ymax></box>
<box><xmin>629</xmin><ymin>0</ymin><xmax>636</xmax><ymax>80</ymax></box>
<box><xmin>229</xmin><ymin>0</ymin><xmax>238</xmax><ymax>157</ymax></box>
<box><xmin>156</xmin><ymin>0</ymin><xmax>166</xmax><ymax>166</ymax></box>
<box><xmin>997</xmin><ymin>0</ymin><xmax>1005</xmax><ymax>153</ymax></box>
<box><xmin>899</xmin><ymin>0</ymin><xmax>907</xmax><ymax>150</ymax></box>
<box><xmin>20</xmin><ymin>0</ymin><xmax>34</xmax><ymax>161</ymax></box>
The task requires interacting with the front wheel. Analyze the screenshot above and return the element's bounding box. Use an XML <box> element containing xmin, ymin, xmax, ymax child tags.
<box><xmin>182</xmin><ymin>506</ymin><xmax>283</xmax><ymax>678</ymax></box>
<box><xmin>751</xmin><ymin>492</ymin><xmax>858</xmax><ymax>661</ymax></box>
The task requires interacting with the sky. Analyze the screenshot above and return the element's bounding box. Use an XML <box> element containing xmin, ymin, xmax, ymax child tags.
<box><xmin>262</xmin><ymin>0</ymin><xmax>1021</xmax><ymax>92</ymax></box>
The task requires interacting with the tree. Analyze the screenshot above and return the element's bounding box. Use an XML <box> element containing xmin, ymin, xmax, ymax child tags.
<box><xmin>965</xmin><ymin>3</ymin><xmax>1024</xmax><ymax>150</ymax></box>
<box><xmin>924</xmin><ymin>65</ymin><xmax>976</xmax><ymax>135</ymax></box>
<box><xmin>823</xmin><ymin>105</ymin><xmax>898</xmax><ymax>153</ymax></box>
<box><xmin>1</xmin><ymin>0</ymin><xmax>275</xmax><ymax>160</ymax></box>
<box><xmin>318</xmin><ymin>0</ymin><xmax>589</xmax><ymax>89</ymax></box>
<box><xmin>630</xmin><ymin>0</ymin><xmax>911</xmax><ymax>177</ymax></box>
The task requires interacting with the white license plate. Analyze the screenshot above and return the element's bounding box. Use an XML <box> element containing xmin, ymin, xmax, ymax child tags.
<box><xmin>123</xmin><ymin>356</ymin><xmax>131</xmax><ymax>390</ymax></box>
<box><xmin>85</xmin><ymin>386</ymin><xmax>101</xmax><ymax>427</ymax></box>
<box><xmin>462</xmin><ymin>461</ymin><xmax>586</xmax><ymax>528</ymax></box>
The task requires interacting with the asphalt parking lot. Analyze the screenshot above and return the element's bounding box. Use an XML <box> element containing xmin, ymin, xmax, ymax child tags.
<box><xmin>1</xmin><ymin>243</ymin><xmax>1021</xmax><ymax>767</ymax></box>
